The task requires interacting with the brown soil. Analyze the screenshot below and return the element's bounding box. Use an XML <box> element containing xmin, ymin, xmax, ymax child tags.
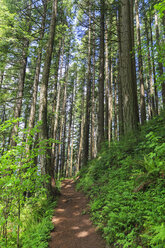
<box><xmin>49</xmin><ymin>179</ymin><xmax>106</xmax><ymax>248</ymax></box>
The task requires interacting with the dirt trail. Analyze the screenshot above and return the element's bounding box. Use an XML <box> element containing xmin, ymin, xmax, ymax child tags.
<box><xmin>49</xmin><ymin>179</ymin><xmax>106</xmax><ymax>248</ymax></box>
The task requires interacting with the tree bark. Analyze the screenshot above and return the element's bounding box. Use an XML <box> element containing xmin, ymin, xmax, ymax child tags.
<box><xmin>105</xmin><ymin>19</ymin><xmax>109</xmax><ymax>141</ymax></box>
<box><xmin>10</xmin><ymin>1</ymin><xmax>31</xmax><ymax>146</ymax></box>
<box><xmin>117</xmin><ymin>9</ymin><xmax>124</xmax><ymax>138</ymax></box>
<box><xmin>149</xmin><ymin>13</ymin><xmax>158</xmax><ymax>115</ymax></box>
<box><xmin>66</xmin><ymin>83</ymin><xmax>74</xmax><ymax>177</ymax></box>
<box><xmin>51</xmin><ymin>38</ymin><xmax>65</xmax><ymax>167</ymax></box>
<box><xmin>77</xmin><ymin>81</ymin><xmax>85</xmax><ymax>173</ymax></box>
<box><xmin>90</xmin><ymin>10</ymin><xmax>96</xmax><ymax>159</ymax></box>
<box><xmin>98</xmin><ymin>0</ymin><xmax>105</xmax><ymax>148</ymax></box>
<box><xmin>130</xmin><ymin>0</ymin><xmax>139</xmax><ymax>124</ymax></box>
<box><xmin>38</xmin><ymin>0</ymin><xmax>58</xmax><ymax>198</ymax></box>
<box><xmin>114</xmin><ymin>74</ymin><xmax>118</xmax><ymax>139</ymax></box>
<box><xmin>155</xmin><ymin>13</ymin><xmax>165</xmax><ymax>108</ymax></box>
<box><xmin>83</xmin><ymin>4</ymin><xmax>92</xmax><ymax>165</ymax></box>
<box><xmin>119</xmin><ymin>0</ymin><xmax>138</xmax><ymax>134</ymax></box>
<box><xmin>50</xmin><ymin>38</ymin><xmax>63</xmax><ymax>138</ymax></box>
<box><xmin>56</xmin><ymin>63</ymin><xmax>69</xmax><ymax>178</ymax></box>
<box><xmin>28</xmin><ymin>1</ymin><xmax>47</xmax><ymax>132</ymax></box>
<box><xmin>69</xmin><ymin>121</ymin><xmax>74</xmax><ymax>177</ymax></box>
<box><xmin>105</xmin><ymin>18</ymin><xmax>113</xmax><ymax>142</ymax></box>
<box><xmin>60</xmin><ymin>113</ymin><xmax>67</xmax><ymax>177</ymax></box>
<box><xmin>144</xmin><ymin>15</ymin><xmax>155</xmax><ymax>119</ymax></box>
<box><xmin>108</xmin><ymin>58</ymin><xmax>113</xmax><ymax>142</ymax></box>
<box><xmin>135</xmin><ymin>0</ymin><xmax>146</xmax><ymax>124</ymax></box>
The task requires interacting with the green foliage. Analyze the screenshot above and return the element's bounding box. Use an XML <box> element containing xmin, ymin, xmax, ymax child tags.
<box><xmin>0</xmin><ymin>0</ymin><xmax>16</xmax><ymax>44</ymax></box>
<box><xmin>20</xmin><ymin>200</ymin><xmax>57</xmax><ymax>248</ymax></box>
<box><xmin>154</xmin><ymin>0</ymin><xmax>165</xmax><ymax>18</ymax></box>
<box><xmin>76</xmin><ymin>112</ymin><xmax>165</xmax><ymax>247</ymax></box>
<box><xmin>0</xmin><ymin>0</ymin><xmax>33</xmax><ymax>56</ymax></box>
<box><xmin>0</xmin><ymin>119</ymin><xmax>58</xmax><ymax>247</ymax></box>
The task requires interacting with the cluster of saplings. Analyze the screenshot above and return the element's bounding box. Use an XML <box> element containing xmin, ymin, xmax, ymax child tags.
<box><xmin>0</xmin><ymin>120</ymin><xmax>58</xmax><ymax>248</ymax></box>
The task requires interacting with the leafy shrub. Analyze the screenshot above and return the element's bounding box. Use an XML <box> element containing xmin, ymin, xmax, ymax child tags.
<box><xmin>0</xmin><ymin>119</ymin><xmax>58</xmax><ymax>247</ymax></box>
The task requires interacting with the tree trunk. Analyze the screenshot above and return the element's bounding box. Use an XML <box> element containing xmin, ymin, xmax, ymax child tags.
<box><xmin>149</xmin><ymin>13</ymin><xmax>158</xmax><ymax>115</ymax></box>
<box><xmin>130</xmin><ymin>0</ymin><xmax>139</xmax><ymax>124</ymax></box>
<box><xmin>119</xmin><ymin>0</ymin><xmax>138</xmax><ymax>134</ymax></box>
<box><xmin>90</xmin><ymin>10</ymin><xmax>96</xmax><ymax>159</ymax></box>
<box><xmin>28</xmin><ymin>1</ymin><xmax>47</xmax><ymax>132</ymax></box>
<box><xmin>60</xmin><ymin>113</ymin><xmax>67</xmax><ymax>177</ymax></box>
<box><xmin>10</xmin><ymin>0</ymin><xmax>32</xmax><ymax>146</ymax></box>
<box><xmin>135</xmin><ymin>0</ymin><xmax>146</xmax><ymax>124</ymax></box>
<box><xmin>1</xmin><ymin>106</ymin><xmax>6</xmax><ymax>156</ymax></box>
<box><xmin>98</xmin><ymin>0</ymin><xmax>105</xmax><ymax>148</ymax></box>
<box><xmin>51</xmin><ymin>38</ymin><xmax>65</xmax><ymax>166</ymax></box>
<box><xmin>117</xmin><ymin>9</ymin><xmax>124</xmax><ymax>138</ymax></box>
<box><xmin>56</xmin><ymin>63</ymin><xmax>68</xmax><ymax>178</ymax></box>
<box><xmin>114</xmin><ymin>74</ymin><xmax>118</xmax><ymax>139</ymax></box>
<box><xmin>162</xmin><ymin>13</ymin><xmax>165</xmax><ymax>107</ymax></box>
<box><xmin>66</xmin><ymin>84</ymin><xmax>74</xmax><ymax>177</ymax></box>
<box><xmin>108</xmin><ymin>60</ymin><xmax>113</xmax><ymax>142</ymax></box>
<box><xmin>144</xmin><ymin>16</ymin><xmax>155</xmax><ymax>119</ymax></box>
<box><xmin>105</xmin><ymin>17</ymin><xmax>113</xmax><ymax>142</ymax></box>
<box><xmin>77</xmin><ymin>81</ymin><xmax>85</xmax><ymax>173</ymax></box>
<box><xmin>38</xmin><ymin>0</ymin><xmax>58</xmax><ymax>198</ymax></box>
<box><xmin>155</xmin><ymin>13</ymin><xmax>165</xmax><ymax>108</ymax></box>
<box><xmin>50</xmin><ymin>38</ymin><xmax>63</xmax><ymax>137</ymax></box>
<box><xmin>10</xmin><ymin>41</ymin><xmax>29</xmax><ymax>146</ymax></box>
<box><xmin>105</xmin><ymin>20</ymin><xmax>109</xmax><ymax>141</ymax></box>
<box><xmin>0</xmin><ymin>56</ymin><xmax>6</xmax><ymax>87</ymax></box>
<box><xmin>69</xmin><ymin>121</ymin><xmax>74</xmax><ymax>177</ymax></box>
<box><xmin>83</xmin><ymin>4</ymin><xmax>92</xmax><ymax>165</ymax></box>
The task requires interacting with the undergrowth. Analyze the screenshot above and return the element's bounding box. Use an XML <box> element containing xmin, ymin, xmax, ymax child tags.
<box><xmin>76</xmin><ymin>112</ymin><xmax>165</xmax><ymax>248</ymax></box>
<box><xmin>0</xmin><ymin>192</ymin><xmax>57</xmax><ymax>248</ymax></box>
<box><xmin>20</xmin><ymin>197</ymin><xmax>57</xmax><ymax>248</ymax></box>
<box><xmin>20</xmin><ymin>181</ymin><xmax>61</xmax><ymax>248</ymax></box>
<box><xmin>0</xmin><ymin>120</ymin><xmax>60</xmax><ymax>248</ymax></box>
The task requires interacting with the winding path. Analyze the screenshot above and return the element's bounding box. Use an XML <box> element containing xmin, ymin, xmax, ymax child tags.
<box><xmin>49</xmin><ymin>179</ymin><xmax>106</xmax><ymax>248</ymax></box>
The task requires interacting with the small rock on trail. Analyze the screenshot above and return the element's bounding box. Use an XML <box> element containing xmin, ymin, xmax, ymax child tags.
<box><xmin>49</xmin><ymin>179</ymin><xmax>106</xmax><ymax>248</ymax></box>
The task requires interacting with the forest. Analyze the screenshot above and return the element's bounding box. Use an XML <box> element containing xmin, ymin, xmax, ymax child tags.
<box><xmin>0</xmin><ymin>0</ymin><xmax>165</xmax><ymax>247</ymax></box>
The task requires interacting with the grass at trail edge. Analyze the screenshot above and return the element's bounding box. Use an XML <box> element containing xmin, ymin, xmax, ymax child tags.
<box><xmin>20</xmin><ymin>199</ymin><xmax>57</xmax><ymax>248</ymax></box>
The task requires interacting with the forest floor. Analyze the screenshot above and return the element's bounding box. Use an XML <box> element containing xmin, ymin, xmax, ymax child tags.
<box><xmin>49</xmin><ymin>179</ymin><xmax>106</xmax><ymax>248</ymax></box>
